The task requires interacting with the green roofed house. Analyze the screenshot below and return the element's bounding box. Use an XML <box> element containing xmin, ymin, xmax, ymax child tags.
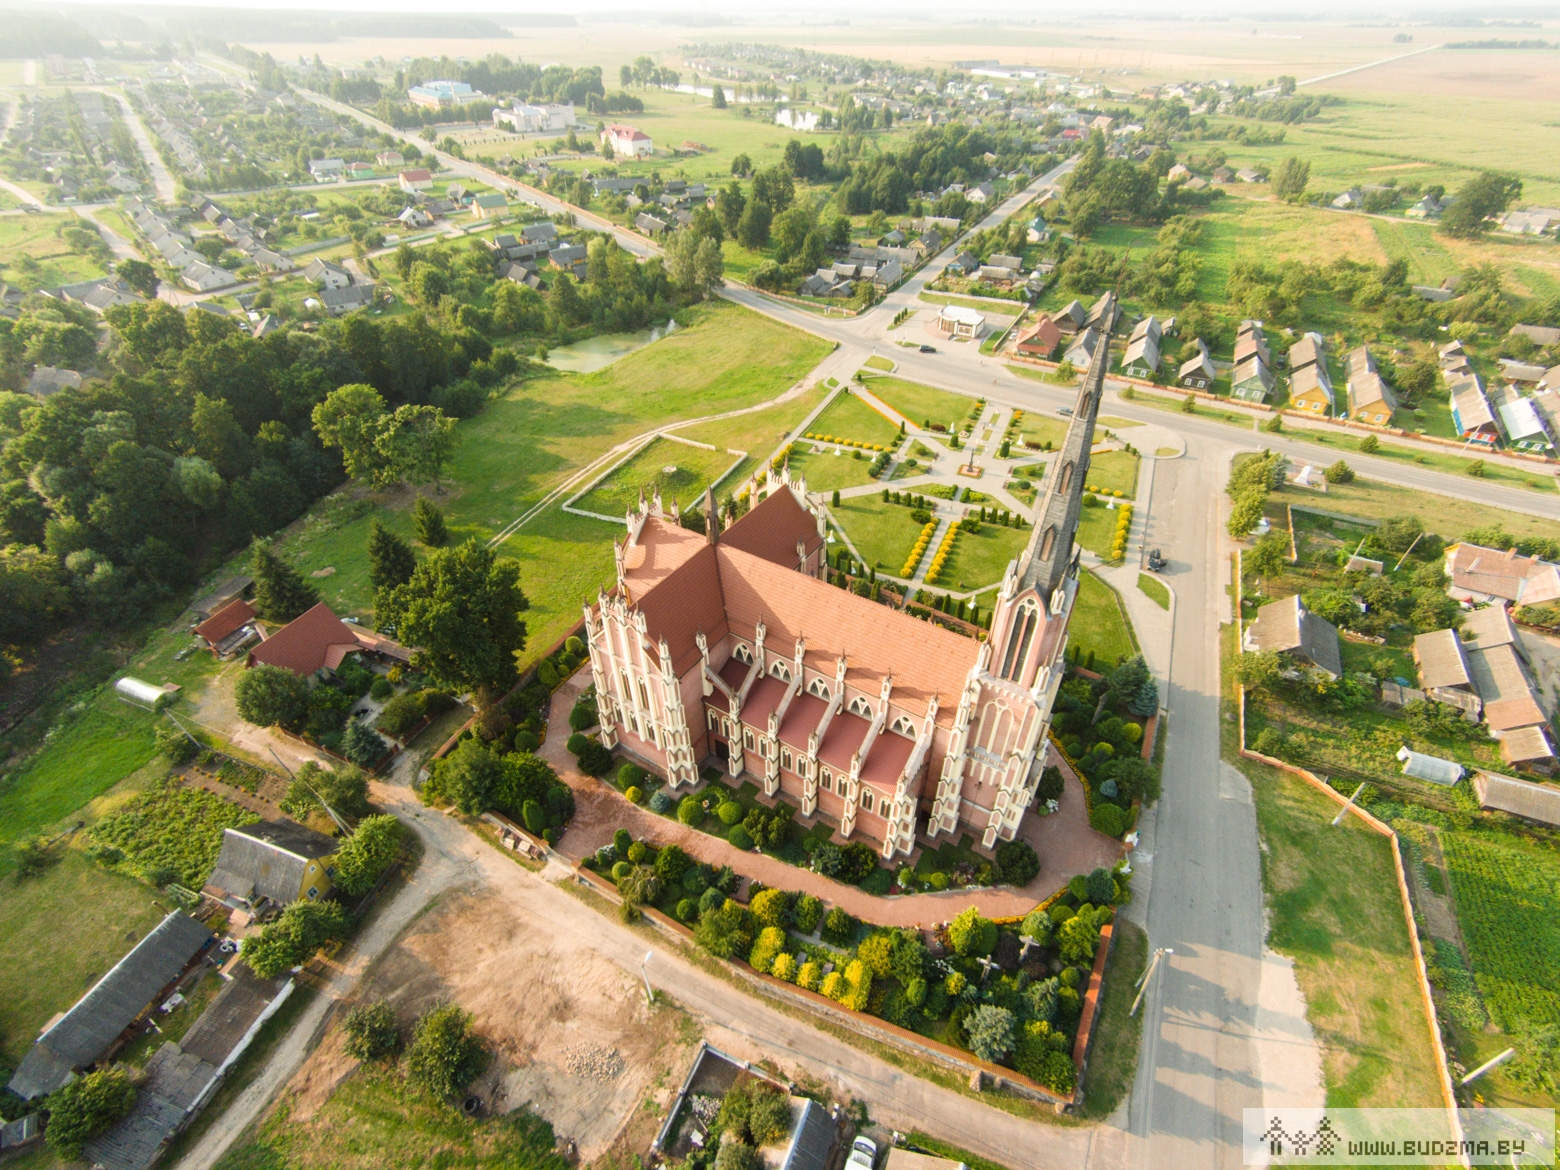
<box><xmin>472</xmin><ymin>192</ymin><xmax>508</xmax><ymax>219</ymax></box>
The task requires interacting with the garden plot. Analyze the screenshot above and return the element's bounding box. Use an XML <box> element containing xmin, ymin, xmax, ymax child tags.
<box><xmin>270</xmin><ymin>886</ymin><xmax>695</xmax><ymax>1164</ymax></box>
<box><xmin>804</xmin><ymin>391</ymin><xmax>902</xmax><ymax>447</ymax></box>
<box><xmin>572</xmin><ymin>437</ymin><xmax>745</xmax><ymax>520</ymax></box>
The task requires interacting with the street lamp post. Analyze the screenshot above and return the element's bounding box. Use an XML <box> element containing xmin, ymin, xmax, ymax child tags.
<box><xmin>1130</xmin><ymin>947</ymin><xmax>1173</xmax><ymax>1017</ymax></box>
<box><xmin>639</xmin><ymin>950</ymin><xmax>655</xmax><ymax>1005</ymax></box>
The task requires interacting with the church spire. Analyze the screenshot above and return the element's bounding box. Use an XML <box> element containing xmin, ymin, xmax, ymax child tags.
<box><xmin>1020</xmin><ymin>329</ymin><xmax>1110</xmax><ymax>601</ymax></box>
<box><xmin>704</xmin><ymin>485</ymin><xmax>721</xmax><ymax>545</ymax></box>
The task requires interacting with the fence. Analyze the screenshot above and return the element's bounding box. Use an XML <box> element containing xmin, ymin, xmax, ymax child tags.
<box><xmin>573</xmin><ymin>863</ymin><xmax>1079</xmax><ymax>1110</ymax></box>
<box><xmin>1232</xmin><ymin>549</ymin><xmax>1461</xmax><ymax>1129</ymax></box>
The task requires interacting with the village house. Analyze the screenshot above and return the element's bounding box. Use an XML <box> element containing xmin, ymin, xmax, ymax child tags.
<box><xmin>1449</xmin><ymin>376</ymin><xmax>1500</xmax><ymax>446</ymax></box>
<box><xmin>1490</xmin><ymin>384</ymin><xmax>1556</xmax><ymax>453</ymax></box>
<box><xmin>1052</xmin><ymin>299</ymin><xmax>1087</xmax><ymax>335</ymax></box>
<box><xmin>1232</xmin><ymin>355</ymin><xmax>1274</xmax><ymax>403</ymax></box>
<box><xmin>303</xmin><ymin>258</ymin><xmax>352</xmax><ymax>290</ymax></box>
<box><xmin>1120</xmin><ymin>316</ymin><xmax>1161</xmax><ymax>378</ymax></box>
<box><xmin>583</xmin><ymin>336</ymin><xmax>1111</xmax><ymax>857</ymax></box>
<box><xmin>247</xmin><ymin>602</ymin><xmax>409</xmax><ymax>679</ymax></box>
<box><xmin>193</xmin><ymin>597</ymin><xmax>260</xmax><ymax>657</ymax></box>
<box><xmin>471</xmin><ymin>192</ymin><xmax>508</xmax><ymax>219</ymax></box>
<box><xmin>1014</xmin><ymin>315</ymin><xmax>1062</xmax><ymax>360</ymax></box>
<box><xmin>602</xmin><ymin>124</ymin><xmax>654</xmax><ymax>158</ymax></box>
<box><xmin>398</xmin><ymin>168</ymin><xmax>433</xmax><ymax>193</ymax></box>
<box><xmin>1243</xmin><ymin>594</ymin><xmax>1343</xmax><ymax>679</ymax></box>
<box><xmin>1345</xmin><ymin>346</ymin><xmax>1397</xmax><ymax>425</ymax></box>
<box><xmin>1446</xmin><ymin>542</ymin><xmax>1560</xmax><ymax>608</ymax></box>
<box><xmin>1179</xmin><ymin>340</ymin><xmax>1215</xmax><ymax>390</ymax></box>
<box><xmin>206</xmin><ymin>820</ymin><xmax>341</xmax><ymax>911</ymax></box>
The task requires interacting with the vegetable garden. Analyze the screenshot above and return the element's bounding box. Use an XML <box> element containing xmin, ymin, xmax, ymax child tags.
<box><xmin>89</xmin><ymin>780</ymin><xmax>258</xmax><ymax>888</ymax></box>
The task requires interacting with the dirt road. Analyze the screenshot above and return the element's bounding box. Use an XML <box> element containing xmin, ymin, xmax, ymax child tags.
<box><xmin>174</xmin><ymin>754</ymin><xmax>1113</xmax><ymax>1170</ymax></box>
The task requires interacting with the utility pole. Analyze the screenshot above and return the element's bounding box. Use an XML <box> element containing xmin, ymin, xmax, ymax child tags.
<box><xmin>1130</xmin><ymin>947</ymin><xmax>1172</xmax><ymax>1017</ymax></box>
<box><xmin>640</xmin><ymin>950</ymin><xmax>655</xmax><ymax>1005</ymax></box>
<box><xmin>1461</xmin><ymin>1047</ymin><xmax>1515</xmax><ymax>1086</ymax></box>
<box><xmin>1331</xmin><ymin>782</ymin><xmax>1366</xmax><ymax>826</ymax></box>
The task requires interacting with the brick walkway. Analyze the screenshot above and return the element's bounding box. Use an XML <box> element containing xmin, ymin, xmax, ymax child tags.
<box><xmin>540</xmin><ymin>673</ymin><xmax>1123</xmax><ymax>928</ymax></box>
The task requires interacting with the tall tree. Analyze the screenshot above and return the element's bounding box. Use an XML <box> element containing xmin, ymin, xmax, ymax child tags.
<box><xmin>711</xmin><ymin>83</ymin><xmax>727</xmax><ymax>109</ymax></box>
<box><xmin>366</xmin><ymin>520</ymin><xmax>417</xmax><ymax>592</ymax></box>
<box><xmin>376</xmin><ymin>538</ymin><xmax>528</xmax><ymax>693</ymax></box>
<box><xmin>250</xmin><ymin>539</ymin><xmax>320</xmax><ymax>621</ymax></box>
<box><xmin>312</xmin><ymin>383</ymin><xmax>389</xmax><ymax>482</ymax></box>
<box><xmin>412</xmin><ymin>497</ymin><xmax>449</xmax><ymax>547</ymax></box>
<box><xmin>1441</xmin><ymin>171</ymin><xmax>1523</xmax><ymax>238</ymax></box>
<box><xmin>1271</xmin><ymin>157</ymin><xmax>1310</xmax><ymax>201</ymax></box>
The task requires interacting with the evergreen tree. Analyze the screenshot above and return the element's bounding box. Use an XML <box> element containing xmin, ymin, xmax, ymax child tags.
<box><xmin>251</xmin><ymin>539</ymin><xmax>319</xmax><ymax>622</ymax></box>
<box><xmin>366</xmin><ymin>520</ymin><xmax>417</xmax><ymax>591</ymax></box>
<box><xmin>412</xmin><ymin>497</ymin><xmax>449</xmax><ymax>547</ymax></box>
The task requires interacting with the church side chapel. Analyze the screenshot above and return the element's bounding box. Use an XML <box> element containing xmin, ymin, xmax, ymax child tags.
<box><xmin>583</xmin><ymin>335</ymin><xmax>1110</xmax><ymax>860</ymax></box>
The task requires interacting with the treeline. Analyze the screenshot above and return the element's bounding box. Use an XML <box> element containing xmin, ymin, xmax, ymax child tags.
<box><xmin>832</xmin><ymin>123</ymin><xmax>1036</xmax><ymax>217</ymax></box>
<box><xmin>0</xmin><ymin>300</ymin><xmax>498</xmax><ymax>658</ymax></box>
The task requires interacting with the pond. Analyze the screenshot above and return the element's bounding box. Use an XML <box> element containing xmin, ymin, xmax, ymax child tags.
<box><xmin>544</xmin><ymin>320</ymin><xmax>678</xmax><ymax>374</ymax></box>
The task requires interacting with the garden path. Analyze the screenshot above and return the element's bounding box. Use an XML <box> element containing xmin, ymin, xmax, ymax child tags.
<box><xmin>541</xmin><ymin>672</ymin><xmax>1122</xmax><ymax>927</ymax></box>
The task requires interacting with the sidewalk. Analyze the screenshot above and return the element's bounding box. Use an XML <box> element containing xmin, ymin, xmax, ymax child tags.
<box><xmin>539</xmin><ymin>673</ymin><xmax>1121</xmax><ymax>926</ymax></box>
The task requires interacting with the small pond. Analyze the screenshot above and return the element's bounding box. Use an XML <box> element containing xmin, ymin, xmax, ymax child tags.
<box><xmin>544</xmin><ymin>320</ymin><xmax>678</xmax><ymax>374</ymax></box>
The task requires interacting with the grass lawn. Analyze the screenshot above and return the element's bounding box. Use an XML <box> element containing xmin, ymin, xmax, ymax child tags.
<box><xmin>1270</xmin><ymin>478</ymin><xmax>1560</xmax><ymax>544</ymax></box>
<box><xmin>683</xmin><ymin>383</ymin><xmax>829</xmax><ymax>456</ymax></box>
<box><xmin>1085</xmin><ymin>451</ymin><xmax>1140</xmax><ymax>498</ymax></box>
<box><xmin>1097</xmin><ymin>416</ymin><xmax>1144</xmax><ymax>430</ymax></box>
<box><xmin>916</xmin><ymin>291</ymin><xmax>1022</xmax><ymax>318</ymax></box>
<box><xmin>805</xmin><ymin>391</ymin><xmax>901</xmax><ymax>447</ymax></box>
<box><xmin>860</xmin><ymin>376</ymin><xmax>974</xmax><ymax>433</ymax></box>
<box><xmin>863</xmin><ymin>355</ymin><xmax>895</xmax><ymax>372</ymax></box>
<box><xmin>934</xmin><ymin>521</ymin><xmax>1030</xmax><ymax>592</ymax></box>
<box><xmin>789</xmin><ymin>447</ymin><xmax>880</xmax><ymax>495</ymax></box>
<box><xmin>1137</xmin><ymin>574</ymin><xmax>1170</xmax><ymax>610</ymax></box>
<box><xmin>0</xmin><ymin>215</ymin><xmax>109</xmax><ymax>291</ymax></box>
<box><xmin>574</xmin><ymin>437</ymin><xmax>742</xmax><ymax>517</ymax></box>
<box><xmin>1013</xmin><ymin>414</ymin><xmax>1069</xmax><ymax>450</ymax></box>
<box><xmin>213</xmin><ymin>1066</ymin><xmax>568</xmax><ymax>1170</ymax></box>
<box><xmin>1071</xmin><ymin>571</ymin><xmax>1138</xmax><ymax>669</ymax></box>
<box><xmin>1244</xmin><ymin>755</ymin><xmax>1444</xmax><ymax>1107</ymax></box>
<box><xmin>1074</xmin><ymin>505</ymin><xmax>1124</xmax><ymax>561</ymax></box>
<box><xmin>1289</xmin><ymin>428</ymin><xmax>1556</xmax><ymax>496</ymax></box>
<box><xmin>1080</xmin><ymin>918</ymin><xmax>1148</xmax><ymax>1119</ymax></box>
<box><xmin>830</xmin><ymin>496</ymin><xmax>926</xmax><ymax>572</ymax></box>
<box><xmin>0</xmin><ymin>851</ymin><xmax>169</xmax><ymax>1067</ymax></box>
<box><xmin>1006</xmin><ymin>364</ymin><xmax>1079</xmax><ymax>388</ymax></box>
<box><xmin>279</xmin><ymin>300</ymin><xmax>830</xmax><ymax>662</ymax></box>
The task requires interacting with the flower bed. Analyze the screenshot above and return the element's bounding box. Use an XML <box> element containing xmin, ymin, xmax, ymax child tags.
<box><xmin>900</xmin><ymin>520</ymin><xmax>938</xmax><ymax>577</ymax></box>
<box><xmin>586</xmin><ymin>823</ymin><xmax>1131</xmax><ymax>1096</ymax></box>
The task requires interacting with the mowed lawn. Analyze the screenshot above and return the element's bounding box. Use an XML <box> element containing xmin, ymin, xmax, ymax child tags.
<box><xmin>1085</xmin><ymin>451</ymin><xmax>1141</xmax><ymax>498</ymax></box>
<box><xmin>863</xmin><ymin>376</ymin><xmax>974</xmax><ymax>432</ymax></box>
<box><xmin>1070</xmin><ymin>571</ymin><xmax>1137</xmax><ymax>668</ymax></box>
<box><xmin>574</xmin><ymin>437</ymin><xmax>741</xmax><ymax>517</ymax></box>
<box><xmin>788</xmin><ymin>447</ymin><xmax>880</xmax><ymax>495</ymax></box>
<box><xmin>805</xmin><ymin>390</ymin><xmax>901</xmax><ymax>447</ymax></box>
<box><xmin>282</xmin><ymin>301</ymin><xmax>831</xmax><ymax>661</ymax></box>
<box><xmin>0</xmin><ymin>215</ymin><xmax>109</xmax><ymax>291</ymax></box>
<box><xmin>829</xmin><ymin>496</ymin><xmax>926</xmax><ymax>573</ymax></box>
<box><xmin>1246</xmin><ymin>757</ymin><xmax>1445</xmax><ymax>1108</ymax></box>
<box><xmin>934</xmin><ymin>521</ymin><xmax>1030</xmax><ymax>592</ymax></box>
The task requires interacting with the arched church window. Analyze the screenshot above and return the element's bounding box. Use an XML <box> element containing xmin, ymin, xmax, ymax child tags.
<box><xmin>1000</xmin><ymin>598</ymin><xmax>1040</xmax><ymax>682</ymax></box>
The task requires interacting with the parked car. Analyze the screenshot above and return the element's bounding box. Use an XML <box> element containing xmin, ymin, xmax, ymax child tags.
<box><xmin>1147</xmin><ymin>548</ymin><xmax>1167</xmax><ymax>571</ymax></box>
<box><xmin>847</xmin><ymin>1138</ymin><xmax>879</xmax><ymax>1170</ymax></box>
<box><xmin>1057</xmin><ymin>406</ymin><xmax>1074</xmax><ymax>416</ymax></box>
<box><xmin>919</xmin><ymin>344</ymin><xmax>937</xmax><ymax>353</ymax></box>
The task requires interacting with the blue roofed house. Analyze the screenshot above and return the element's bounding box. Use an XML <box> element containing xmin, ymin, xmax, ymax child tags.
<box><xmin>1490</xmin><ymin>384</ymin><xmax>1556</xmax><ymax>453</ymax></box>
<box><xmin>1449</xmin><ymin>375</ymin><xmax>1500</xmax><ymax>446</ymax></box>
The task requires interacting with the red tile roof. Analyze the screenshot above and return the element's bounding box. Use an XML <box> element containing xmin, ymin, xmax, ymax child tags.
<box><xmin>860</xmin><ymin>730</ymin><xmax>914</xmax><ymax>787</ymax></box>
<box><xmin>741</xmin><ymin>675</ymin><xmax>789</xmax><ymax>726</ymax></box>
<box><xmin>246</xmin><ymin>603</ymin><xmax>403</xmax><ymax>677</ymax></box>
<box><xmin>621</xmin><ymin>518</ymin><xmax>706</xmax><ymax>597</ymax></box>
<box><xmin>194</xmin><ymin>598</ymin><xmax>256</xmax><ymax>645</ymax></box>
<box><xmin>720</xmin><ymin>489</ymin><xmax>823</xmax><ymax>570</ymax></box>
<box><xmin>632</xmin><ymin>544</ymin><xmax>728</xmax><ymax>675</ymax></box>
<box><xmin>777</xmin><ymin>692</ymin><xmax>828</xmax><ymax>747</ymax></box>
<box><xmin>818</xmin><ymin>709</ymin><xmax>871</xmax><ymax>771</ymax></box>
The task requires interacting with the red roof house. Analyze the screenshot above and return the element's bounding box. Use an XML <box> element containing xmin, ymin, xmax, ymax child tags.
<box><xmin>193</xmin><ymin>598</ymin><xmax>259</xmax><ymax>656</ymax></box>
<box><xmin>246</xmin><ymin>603</ymin><xmax>410</xmax><ymax>678</ymax></box>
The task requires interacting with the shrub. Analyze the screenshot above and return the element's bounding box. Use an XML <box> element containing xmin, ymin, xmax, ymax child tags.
<box><xmin>340</xmin><ymin>721</ymin><xmax>388</xmax><ymax>766</ymax></box>
<box><xmin>715</xmin><ymin>1141</ymin><xmax>762</xmax><ymax>1170</ymax></box>
<box><xmin>1038</xmin><ymin>765</ymin><xmax>1065</xmax><ymax>805</ymax></box>
<box><xmin>569</xmin><ymin>701</ymin><xmax>597</xmax><ymax>732</ymax></box>
<box><xmin>243</xmin><ymin>899</ymin><xmax>350</xmax><ymax>978</ymax></box>
<box><xmin>964</xmin><ymin>1004</ymin><xmax>1017</xmax><ymax>1063</ymax></box>
<box><xmin>995</xmin><ymin>840</ymin><xmax>1040</xmax><ymax>886</ymax></box>
<box><xmin>771</xmin><ymin>952</ymin><xmax>798</xmax><ymax>982</ymax></box>
<box><xmin>717</xmin><ymin>800</ymin><xmax>743</xmax><ymax>825</ymax></box>
<box><xmin>612</xmin><ymin>860</ymin><xmax>633</xmax><ymax>882</ymax></box>
<box><xmin>406</xmin><ymin>1002</ymin><xmax>487</xmax><ymax>1100</ymax></box>
<box><xmin>342</xmin><ymin>1001</ymin><xmax>400</xmax><ymax>1061</ymax></box>
<box><xmin>695</xmin><ymin>899</ymin><xmax>754</xmax><ymax>958</ymax></box>
<box><xmin>698</xmin><ymin>886</ymin><xmax>725</xmax><ymax>916</ymax></box>
<box><xmin>792</xmin><ymin>893</ymin><xmax>823</xmax><ymax>934</ymax></box>
<box><xmin>566</xmin><ymin>732</ymin><xmax>588</xmax><ymax>756</ymax></box>
<box><xmin>747</xmin><ymin>926</ymin><xmax>787</xmax><ymax>973</ymax></box>
<box><xmin>333</xmin><ymin>815</ymin><xmax>404</xmax><ymax>895</ymax></box>
<box><xmin>821</xmin><ymin>906</ymin><xmax>856</xmax><ymax>946</ymax></box>
<box><xmin>624</xmin><ymin>785</ymin><xmax>642</xmax><ymax>804</ymax></box>
<box><xmin>796</xmin><ymin>960</ymin><xmax>822</xmax><ymax>991</ymax></box>
<box><xmin>537</xmin><ymin>660</ymin><xmax>560</xmax><ymax>688</ymax></box>
<box><xmin>676</xmin><ymin>898</ymin><xmax>698</xmax><ymax>923</ymax></box>
<box><xmin>678</xmin><ymin>795</ymin><xmax>705</xmax><ymax>826</ymax></box>
<box><xmin>513</xmin><ymin>730</ymin><xmax>540</xmax><ymax>753</ymax></box>
<box><xmin>654</xmin><ymin>843</ymin><xmax>691</xmax><ymax>884</ymax></box>
<box><xmin>1359</xmin><ymin>433</ymin><xmax>1380</xmax><ymax>453</ymax></box>
<box><xmin>949</xmin><ymin>906</ymin><xmax>997</xmax><ymax>957</ymax></box>
<box><xmin>1089</xmin><ymin>802</ymin><xmax>1127</xmax><ymax>838</ymax></box>
<box><xmin>577</xmin><ymin>740</ymin><xmax>613</xmax><ymax>777</ymax></box>
<box><xmin>618</xmin><ymin>763</ymin><xmax>645</xmax><ymax>789</ymax></box>
<box><xmin>928</xmin><ymin>871</ymin><xmax>949</xmax><ymax>891</ymax></box>
<box><xmin>728</xmin><ymin>824</ymin><xmax>754</xmax><ymax>850</ymax></box>
<box><xmin>1057</xmin><ymin>914</ymin><xmax>1101</xmax><ymax>963</ymax></box>
<box><xmin>682</xmin><ymin>866</ymin><xmax>708</xmax><ymax>894</ymax></box>
<box><xmin>626</xmin><ymin>841</ymin><xmax>647</xmax><ymax>864</ymax></box>
<box><xmin>819</xmin><ymin>971</ymin><xmax>844</xmax><ymax>1001</ymax></box>
<box><xmin>368</xmin><ymin>676</ymin><xmax>394</xmax><ymax>701</ymax></box>
<box><xmin>649</xmin><ymin>791</ymin><xmax>672</xmax><ymax>814</ymax></box>
<box><xmin>613</xmin><ymin>828</ymin><xmax>632</xmax><ymax>855</ymax></box>
<box><xmin>44</xmin><ymin>1066</ymin><xmax>137</xmax><ymax>1159</ymax></box>
<box><xmin>749</xmin><ymin>887</ymin><xmax>788</xmax><ymax>928</ymax></box>
<box><xmin>1086</xmin><ymin>866</ymin><xmax>1118</xmax><ymax>906</ymax></box>
<box><xmin>1324</xmin><ymin>459</ymin><xmax>1355</xmax><ymax>484</ymax></box>
<box><xmin>377</xmin><ymin>691</ymin><xmax>427</xmax><ymax>738</ymax></box>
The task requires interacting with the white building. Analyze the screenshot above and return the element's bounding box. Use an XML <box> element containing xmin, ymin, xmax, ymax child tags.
<box><xmin>601</xmin><ymin>124</ymin><xmax>653</xmax><ymax>158</ymax></box>
<box><xmin>493</xmin><ymin>102</ymin><xmax>576</xmax><ymax>133</ymax></box>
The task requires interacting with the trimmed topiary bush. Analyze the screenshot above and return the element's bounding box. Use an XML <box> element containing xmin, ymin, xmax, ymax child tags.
<box><xmin>566</xmin><ymin>732</ymin><xmax>588</xmax><ymax>756</ymax></box>
<box><xmin>512</xmin><ymin>730</ymin><xmax>540</xmax><ymax>753</ymax></box>
<box><xmin>1089</xmin><ymin>802</ymin><xmax>1127</xmax><ymax>838</ymax></box>
<box><xmin>626</xmin><ymin>841</ymin><xmax>647</xmax><ymax>864</ymax></box>
<box><xmin>649</xmin><ymin>791</ymin><xmax>672</xmax><ymax>814</ymax></box>
<box><xmin>676</xmin><ymin>898</ymin><xmax>698</xmax><ymax>922</ymax></box>
<box><xmin>928</xmin><ymin>871</ymin><xmax>949</xmax><ymax>891</ymax></box>
<box><xmin>728</xmin><ymin>824</ymin><xmax>754</xmax><ymax>850</ymax></box>
<box><xmin>678</xmin><ymin>795</ymin><xmax>704</xmax><ymax>826</ymax></box>
<box><xmin>717</xmin><ymin>800</ymin><xmax>743</xmax><ymax>825</ymax></box>
<box><xmin>611</xmin><ymin>860</ymin><xmax>633</xmax><ymax>882</ymax></box>
<box><xmin>995</xmin><ymin>840</ymin><xmax>1040</xmax><ymax>887</ymax></box>
<box><xmin>624</xmin><ymin>785</ymin><xmax>642</xmax><ymax>804</ymax></box>
<box><xmin>791</xmin><ymin>893</ymin><xmax>823</xmax><ymax>934</ymax></box>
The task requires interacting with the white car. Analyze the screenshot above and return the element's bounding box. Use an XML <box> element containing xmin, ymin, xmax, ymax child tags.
<box><xmin>847</xmin><ymin>1137</ymin><xmax>879</xmax><ymax>1170</ymax></box>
